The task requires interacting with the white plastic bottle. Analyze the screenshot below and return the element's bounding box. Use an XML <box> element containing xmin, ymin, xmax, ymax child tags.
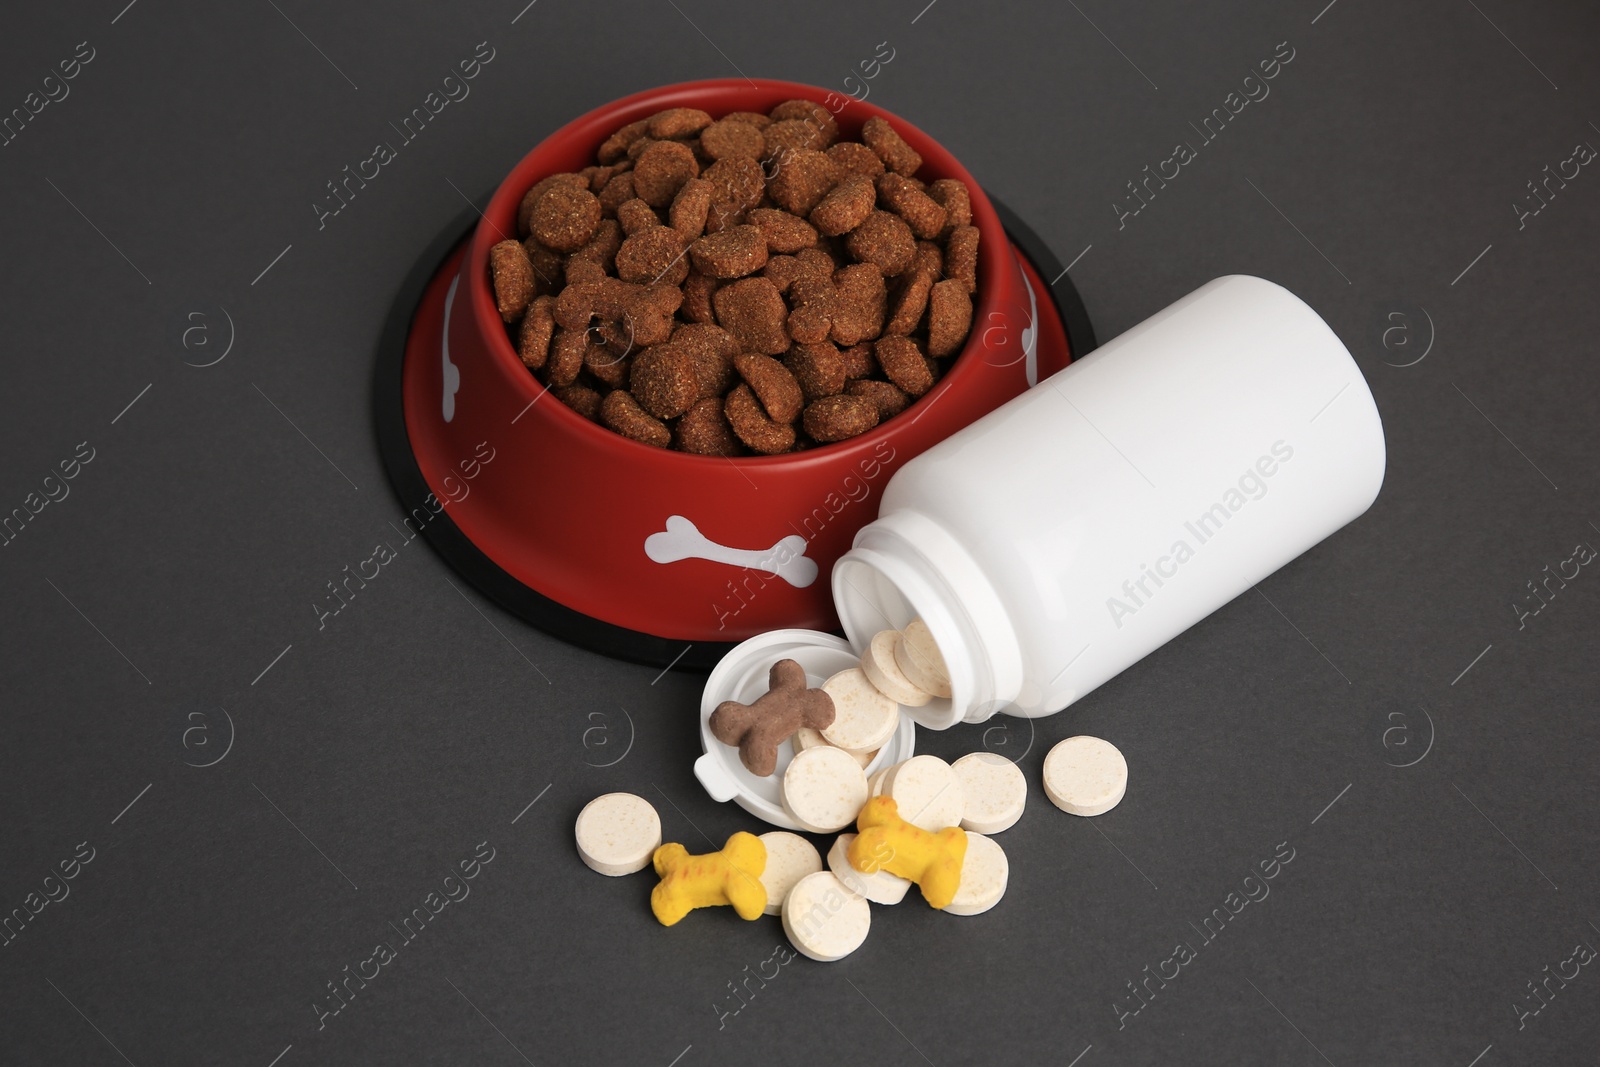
<box><xmin>695</xmin><ymin>275</ymin><xmax>1385</xmax><ymax>823</ymax></box>
<box><xmin>831</xmin><ymin>274</ymin><xmax>1386</xmax><ymax>726</ymax></box>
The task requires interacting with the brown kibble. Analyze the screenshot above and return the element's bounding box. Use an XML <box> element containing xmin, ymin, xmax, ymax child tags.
<box><xmin>564</xmin><ymin>257</ymin><xmax>607</xmax><ymax>286</ymax></box>
<box><xmin>827</xmin><ymin>141</ymin><xmax>885</xmax><ymax>181</ymax></box>
<box><xmin>829</xmin><ymin>262</ymin><xmax>887</xmax><ymax>346</ymax></box>
<box><xmin>674</xmin><ymin>323</ymin><xmax>740</xmax><ymax>397</ymax></box>
<box><xmin>875</xmin><ymin>335</ymin><xmax>933</xmax><ymax>397</ymax></box>
<box><xmin>571</xmin><ymin>218</ymin><xmax>622</xmax><ymax>272</ymax></box>
<box><xmin>616</xmin><ymin>197</ymin><xmax>663</xmax><ymax>236</ymax></box>
<box><xmin>785</xmin><ymin>248</ymin><xmax>837</xmax><ymax>345</ymax></box>
<box><xmin>747</xmin><ymin>208</ymin><xmax>818</xmax><ymax>254</ymax></box>
<box><xmin>884</xmin><ymin>270</ymin><xmax>933</xmax><ymax>336</ymax></box>
<box><xmin>530</xmin><ymin>183</ymin><xmax>602</xmax><ymax>252</ymax></box>
<box><xmin>763</xmin><ymin>254</ymin><xmax>799</xmax><ymax>295</ymax></box>
<box><xmin>682</xmin><ymin>270</ymin><xmax>718</xmax><ymax>323</ymax></box>
<box><xmin>614</xmin><ymin>227</ymin><xmax>689</xmax><ymax>285</ymax></box>
<box><xmin>517</xmin><ymin>295</ymin><xmax>555</xmax><ymax>369</ymax></box>
<box><xmin>725</xmin><ymin>384</ymin><xmax>796</xmax><ymax>455</ymax></box>
<box><xmin>584</xmin><ymin>341</ymin><xmax>630</xmax><ymax>387</ymax></box>
<box><xmin>632</xmin><ymin>141</ymin><xmax>700</xmax><ymax>208</ymax></box>
<box><xmin>501</xmin><ymin>107</ymin><xmax>966</xmax><ymax>453</ymax></box>
<box><xmin>625</xmin><ymin>135</ymin><xmax>659</xmax><ymax>162</ymax></box>
<box><xmin>690</xmin><ymin>225</ymin><xmax>769</xmax><ymax>279</ymax></box>
<box><xmin>622</xmin><ymin>283</ymin><xmax>683</xmax><ymax>346</ymax></box>
<box><xmin>911</xmin><ymin>239</ymin><xmax>943</xmax><ymax>281</ymax></box>
<box><xmin>566</xmin><ymin>233</ymin><xmax>619</xmax><ymax>288</ymax></box>
<box><xmin>594</xmin><ymin>317</ymin><xmax>634</xmax><ymax>357</ymax></box>
<box><xmin>675</xmin><ymin>397</ymin><xmax>743</xmax><ymax>456</ymax></box>
<box><xmin>522</xmin><ymin>238</ymin><xmax>564</xmax><ymax>293</ymax></box>
<box><xmin>703</xmin><ymin>199</ymin><xmax>745</xmax><ymax>236</ymax></box>
<box><xmin>598</xmin><ymin>170</ymin><xmax>636</xmax><ymax>214</ymax></box>
<box><xmin>767</xmin><ymin>149</ymin><xmax>840</xmax><ymax>216</ymax></box>
<box><xmin>551</xmin><ymin>383</ymin><xmax>603</xmax><ymax>422</ymax></box>
<box><xmin>700</xmin><ymin>117</ymin><xmax>767</xmax><ymax>161</ymax></box>
<box><xmin>553</xmin><ymin>278</ymin><xmax>620</xmax><ymax>329</ymax></box>
<box><xmin>769</xmin><ymin>100</ymin><xmax>840</xmax><ymax>144</ymax></box>
<box><xmin>517</xmin><ymin>172</ymin><xmax>587</xmax><ymax>236</ymax></box>
<box><xmin>846</xmin><ymin>378</ymin><xmax>910</xmax><ymax>419</ymax></box>
<box><xmin>926</xmin><ymin>279</ymin><xmax>973</xmax><ymax>358</ymax></box>
<box><xmin>809</xmin><ymin>174</ymin><xmax>876</xmax><ymax>237</ymax></box>
<box><xmin>839</xmin><ymin>343</ymin><xmax>875</xmax><ymax>379</ymax></box>
<box><xmin>546</xmin><ymin>328</ymin><xmax>587</xmax><ymax>387</ymax></box>
<box><xmin>601</xmin><ymin>389</ymin><xmax>671</xmax><ymax>448</ymax></box>
<box><xmin>489</xmin><ymin>240</ymin><xmax>535</xmax><ymax>323</ymax></box>
<box><xmin>598</xmin><ymin>119</ymin><xmax>651</xmax><ymax>165</ymax></box>
<box><xmin>669</xmin><ymin>178</ymin><xmax>714</xmax><ymax>239</ymax></box>
<box><xmin>927</xmin><ymin>178</ymin><xmax>972</xmax><ymax>233</ymax></box>
<box><xmin>648</xmin><ymin>107</ymin><xmax>713</xmax><ymax>139</ymax></box>
<box><xmin>877</xmin><ymin>173</ymin><xmax>947</xmax><ymax>240</ymax></box>
<box><xmin>802</xmin><ymin>394</ymin><xmax>879</xmax><ymax>443</ymax></box>
<box><xmin>861</xmin><ymin>116</ymin><xmax>922</xmax><ymax>176</ymax></box>
<box><xmin>844</xmin><ymin>211</ymin><xmax>915</xmax><ymax>276</ymax></box>
<box><xmin>763</xmin><ymin>119</ymin><xmax>830</xmax><ymax>160</ymax></box>
<box><xmin>713</xmin><ymin>277</ymin><xmax>790</xmax><ymax>355</ymax></box>
<box><xmin>702</xmin><ymin>157</ymin><xmax>765</xmax><ymax>212</ymax></box>
<box><xmin>734</xmin><ymin>353</ymin><xmax>804</xmax><ymax>424</ymax></box>
<box><xmin>629</xmin><ymin>344</ymin><xmax>701</xmax><ymax>418</ymax></box>
<box><xmin>783</xmin><ymin>342</ymin><xmax>846</xmax><ymax>401</ymax></box>
<box><xmin>946</xmin><ymin>225</ymin><xmax>979</xmax><ymax>293</ymax></box>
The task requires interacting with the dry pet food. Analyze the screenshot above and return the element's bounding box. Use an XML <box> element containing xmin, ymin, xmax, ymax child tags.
<box><xmin>708</xmin><ymin>658</ymin><xmax>836</xmax><ymax>778</ymax></box>
<box><xmin>651</xmin><ymin>832</ymin><xmax>768</xmax><ymax>926</ymax></box>
<box><xmin>488</xmin><ymin>99</ymin><xmax>980</xmax><ymax>452</ymax></box>
<box><xmin>847</xmin><ymin>795</ymin><xmax>967</xmax><ymax>909</ymax></box>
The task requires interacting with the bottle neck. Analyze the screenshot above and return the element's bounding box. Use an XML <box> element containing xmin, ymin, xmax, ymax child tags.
<box><xmin>832</xmin><ymin>508</ymin><xmax>1024</xmax><ymax>728</ymax></box>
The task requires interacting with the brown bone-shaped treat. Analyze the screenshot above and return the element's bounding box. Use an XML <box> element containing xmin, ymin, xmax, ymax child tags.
<box><xmin>709</xmin><ymin>659</ymin><xmax>836</xmax><ymax>777</ymax></box>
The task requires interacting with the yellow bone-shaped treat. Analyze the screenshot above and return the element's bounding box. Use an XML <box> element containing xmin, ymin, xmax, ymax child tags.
<box><xmin>848</xmin><ymin>795</ymin><xmax>967</xmax><ymax>909</ymax></box>
<box><xmin>650</xmin><ymin>831</ymin><xmax>768</xmax><ymax>926</ymax></box>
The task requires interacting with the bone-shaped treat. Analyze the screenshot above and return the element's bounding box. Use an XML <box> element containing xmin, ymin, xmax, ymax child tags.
<box><xmin>710</xmin><ymin>659</ymin><xmax>835</xmax><ymax>777</ymax></box>
<box><xmin>644</xmin><ymin>515</ymin><xmax>818</xmax><ymax>588</ymax></box>
<box><xmin>848</xmin><ymin>795</ymin><xmax>968</xmax><ymax>910</ymax></box>
<box><xmin>650</xmin><ymin>831</ymin><xmax>767</xmax><ymax>926</ymax></box>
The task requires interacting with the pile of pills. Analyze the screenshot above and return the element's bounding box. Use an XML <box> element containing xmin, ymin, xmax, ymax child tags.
<box><xmin>571</xmin><ymin>619</ymin><xmax>1133</xmax><ymax>963</ymax></box>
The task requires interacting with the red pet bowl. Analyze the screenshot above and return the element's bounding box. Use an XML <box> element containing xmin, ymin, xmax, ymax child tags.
<box><xmin>376</xmin><ymin>79</ymin><xmax>1094</xmax><ymax>669</ymax></box>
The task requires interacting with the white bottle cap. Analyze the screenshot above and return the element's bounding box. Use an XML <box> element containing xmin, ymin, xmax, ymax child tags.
<box><xmin>696</xmin><ymin>629</ymin><xmax>916</xmax><ymax>830</ymax></box>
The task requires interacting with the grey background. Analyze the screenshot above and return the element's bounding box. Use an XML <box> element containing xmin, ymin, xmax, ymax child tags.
<box><xmin>2</xmin><ymin>0</ymin><xmax>1597</xmax><ymax>1064</ymax></box>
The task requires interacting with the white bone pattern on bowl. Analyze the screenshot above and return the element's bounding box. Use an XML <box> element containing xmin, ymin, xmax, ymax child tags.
<box><xmin>644</xmin><ymin>515</ymin><xmax>818</xmax><ymax>588</ymax></box>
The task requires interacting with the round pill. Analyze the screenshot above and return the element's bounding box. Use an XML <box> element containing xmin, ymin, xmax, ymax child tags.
<box><xmin>885</xmin><ymin>755</ymin><xmax>965</xmax><ymax>832</ymax></box>
<box><xmin>758</xmin><ymin>831</ymin><xmax>824</xmax><ymax>916</ymax></box>
<box><xmin>867</xmin><ymin>764</ymin><xmax>893</xmax><ymax>797</ymax></box>
<box><xmin>951</xmin><ymin>751</ymin><xmax>1027</xmax><ymax>834</ymax></box>
<box><xmin>860</xmin><ymin>630</ymin><xmax>933</xmax><ymax>707</ymax></box>
<box><xmin>782</xmin><ymin>871</ymin><xmax>872</xmax><ymax>962</ymax></box>
<box><xmin>944</xmin><ymin>832</ymin><xmax>1008</xmax><ymax>916</ymax></box>
<box><xmin>782</xmin><ymin>746</ymin><xmax>870</xmax><ymax>833</ymax></box>
<box><xmin>793</xmin><ymin>726</ymin><xmax>876</xmax><ymax>769</ymax></box>
<box><xmin>894</xmin><ymin>619</ymin><xmax>951</xmax><ymax>699</ymax></box>
<box><xmin>827</xmin><ymin>832</ymin><xmax>910</xmax><ymax>905</ymax></box>
<box><xmin>574</xmin><ymin>793</ymin><xmax>661</xmax><ymax>876</ymax></box>
<box><xmin>820</xmin><ymin>668</ymin><xmax>901</xmax><ymax>753</ymax></box>
<box><xmin>1042</xmin><ymin>736</ymin><xmax>1128</xmax><ymax>816</ymax></box>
